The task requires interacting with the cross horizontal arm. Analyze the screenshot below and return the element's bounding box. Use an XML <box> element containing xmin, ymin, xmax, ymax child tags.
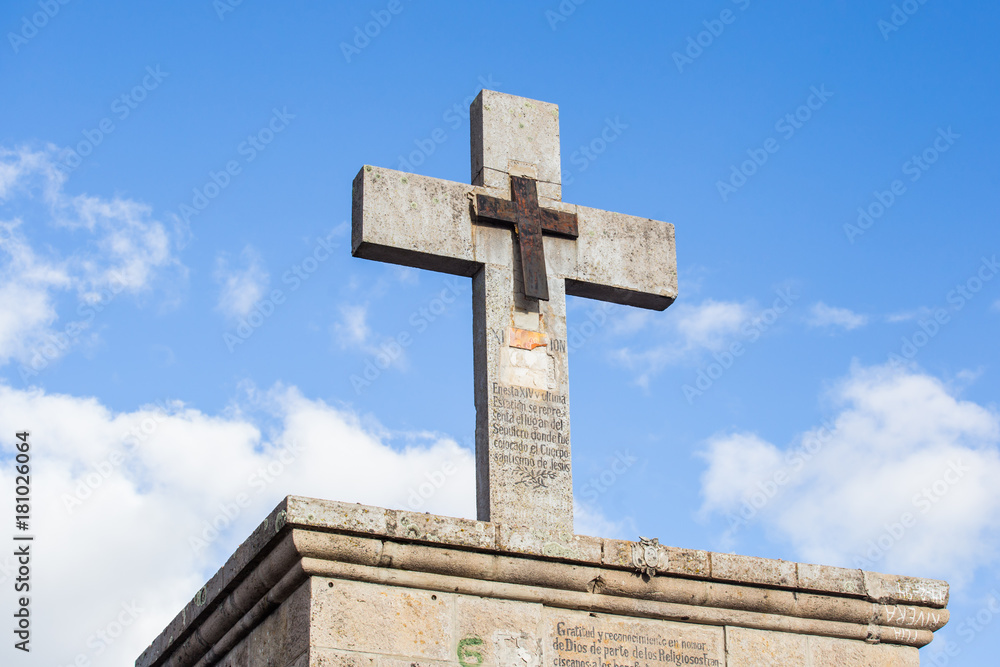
<box><xmin>539</xmin><ymin>209</ymin><xmax>578</xmax><ymax>237</ymax></box>
<box><xmin>352</xmin><ymin>165</ymin><xmax>677</xmax><ymax>310</ymax></box>
<box><xmin>475</xmin><ymin>193</ymin><xmax>578</xmax><ymax>238</ymax></box>
<box><xmin>352</xmin><ymin>165</ymin><xmax>479</xmax><ymax>277</ymax></box>
<box><xmin>475</xmin><ymin>194</ymin><xmax>516</xmax><ymax>224</ymax></box>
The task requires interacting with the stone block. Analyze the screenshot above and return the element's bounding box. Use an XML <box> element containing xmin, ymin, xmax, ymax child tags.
<box><xmin>602</xmin><ymin>539</ymin><xmax>634</xmax><ymax>569</ymax></box>
<box><xmin>310</xmin><ymin>578</ymin><xmax>453</xmax><ymax>661</ymax></box>
<box><xmin>388</xmin><ymin>509</ymin><xmax>496</xmax><ymax>550</ymax></box>
<box><xmin>471</xmin><ymin>90</ymin><xmax>562</xmax><ymax>193</ymax></box>
<box><xmin>711</xmin><ymin>552</ymin><xmax>797</xmax><ymax>588</ymax></box>
<box><xmin>310</xmin><ymin>648</ymin><xmax>377</xmax><ymax>667</ymax></box>
<box><xmin>725</xmin><ymin>627</ymin><xmax>810</xmax><ymax>666</ymax></box>
<box><xmin>352</xmin><ymin>167</ymin><xmax>479</xmax><ymax>277</ymax></box>
<box><xmin>665</xmin><ymin>546</ymin><xmax>711</xmax><ymax>578</ymax></box>
<box><xmin>455</xmin><ymin>596</ymin><xmax>544</xmax><ymax>666</ymax></box>
<box><xmin>498</xmin><ymin>524</ymin><xmax>601</xmax><ymax>562</ymax></box>
<box><xmin>809</xmin><ymin>635</ymin><xmax>921</xmax><ymax>666</ymax></box>
<box><xmin>286</xmin><ymin>497</ymin><xmax>389</xmax><ymax>537</ymax></box>
<box><xmin>798</xmin><ymin>562</ymin><xmax>866</xmax><ymax>597</ymax></box>
<box><xmin>864</xmin><ymin>571</ymin><xmax>950</xmax><ymax>608</ymax></box>
<box><xmin>546</xmin><ymin>204</ymin><xmax>677</xmax><ymax>310</ymax></box>
<box><xmin>214</xmin><ymin>579</ymin><xmax>310</xmax><ymax>667</ymax></box>
<box><xmin>544</xmin><ymin>607</ymin><xmax>724</xmax><ymax>666</ymax></box>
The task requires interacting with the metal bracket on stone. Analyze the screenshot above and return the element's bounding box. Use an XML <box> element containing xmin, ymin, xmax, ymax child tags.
<box><xmin>631</xmin><ymin>536</ymin><xmax>665</xmax><ymax>578</ymax></box>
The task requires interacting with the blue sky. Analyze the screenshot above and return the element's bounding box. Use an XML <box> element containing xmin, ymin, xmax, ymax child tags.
<box><xmin>1</xmin><ymin>1</ymin><xmax>999</xmax><ymax>664</ymax></box>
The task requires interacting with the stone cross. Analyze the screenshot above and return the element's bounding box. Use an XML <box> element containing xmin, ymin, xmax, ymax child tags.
<box><xmin>352</xmin><ymin>90</ymin><xmax>676</xmax><ymax>534</ymax></box>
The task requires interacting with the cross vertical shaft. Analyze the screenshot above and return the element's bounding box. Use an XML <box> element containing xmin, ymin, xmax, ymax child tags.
<box><xmin>471</xmin><ymin>92</ymin><xmax>574</xmax><ymax>533</ymax></box>
<box><xmin>474</xmin><ymin>257</ymin><xmax>573</xmax><ymax>532</ymax></box>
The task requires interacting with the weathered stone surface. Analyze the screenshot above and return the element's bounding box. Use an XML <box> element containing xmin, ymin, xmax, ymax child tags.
<box><xmin>138</xmin><ymin>496</ymin><xmax>952</xmax><ymax>667</ymax></box>
<box><xmin>311</xmin><ymin>578</ymin><xmax>453</xmax><ymax>660</ymax></box>
<box><xmin>727</xmin><ymin>627</ymin><xmax>922</xmax><ymax>666</ymax></box>
<box><xmin>352</xmin><ymin>90</ymin><xmax>677</xmax><ymax>535</ymax></box>
<box><xmin>215</xmin><ymin>578</ymin><xmax>309</xmax><ymax>667</ymax></box>
<box><xmin>864</xmin><ymin>571</ymin><xmax>950</xmax><ymax>608</ymax></box>
<box><xmin>474</xmin><ymin>258</ymin><xmax>575</xmax><ymax>533</ymax></box>
<box><xmin>246</xmin><ymin>580</ymin><xmax>310</xmax><ymax>667</ymax></box>
<box><xmin>545</xmin><ymin>608</ymin><xmax>724</xmax><ymax>666</ymax></box>
<box><xmin>287</xmin><ymin>496</ymin><xmax>389</xmax><ymax>536</ymax></box>
<box><xmin>725</xmin><ymin>627</ymin><xmax>810</xmax><ymax>666</ymax></box>
<box><xmin>388</xmin><ymin>508</ymin><xmax>496</xmax><ymax>550</ymax></box>
<box><xmin>711</xmin><ymin>552</ymin><xmax>797</xmax><ymax>588</ymax></box>
<box><xmin>471</xmin><ymin>89</ymin><xmax>562</xmax><ymax>198</ymax></box>
<box><xmin>455</xmin><ymin>596</ymin><xmax>544</xmax><ymax>666</ymax></box>
<box><xmin>665</xmin><ymin>546</ymin><xmax>711</xmax><ymax>578</ymax></box>
<box><xmin>810</xmin><ymin>635</ymin><xmax>921</xmax><ymax>666</ymax></box>
<box><xmin>798</xmin><ymin>562</ymin><xmax>866</xmax><ymax>597</ymax></box>
<box><xmin>309</xmin><ymin>648</ymin><xmax>376</xmax><ymax>667</ymax></box>
<box><xmin>351</xmin><ymin>166</ymin><xmax>677</xmax><ymax>309</ymax></box>
<box><xmin>497</xmin><ymin>523</ymin><xmax>602</xmax><ymax>562</ymax></box>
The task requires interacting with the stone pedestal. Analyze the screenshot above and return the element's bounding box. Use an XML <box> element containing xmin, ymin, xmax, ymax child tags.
<box><xmin>137</xmin><ymin>496</ymin><xmax>948</xmax><ymax>667</ymax></box>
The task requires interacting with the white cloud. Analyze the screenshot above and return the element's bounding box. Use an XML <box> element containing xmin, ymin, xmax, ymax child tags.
<box><xmin>0</xmin><ymin>146</ymin><xmax>181</xmax><ymax>372</ymax></box>
<box><xmin>676</xmin><ymin>299</ymin><xmax>751</xmax><ymax>349</ymax></box>
<box><xmin>0</xmin><ymin>382</ymin><xmax>475</xmax><ymax>667</ymax></box>
<box><xmin>394</xmin><ymin>266</ymin><xmax>419</xmax><ymax>285</ymax></box>
<box><xmin>613</xmin><ymin>299</ymin><xmax>755</xmax><ymax>386</ymax></box>
<box><xmin>698</xmin><ymin>363</ymin><xmax>1000</xmax><ymax>585</ymax></box>
<box><xmin>807</xmin><ymin>302</ymin><xmax>868</xmax><ymax>330</ymax></box>
<box><xmin>993</xmin><ymin>299</ymin><xmax>1000</xmax><ymax>312</ymax></box>
<box><xmin>574</xmin><ymin>502</ymin><xmax>635</xmax><ymax>540</ymax></box>
<box><xmin>884</xmin><ymin>307</ymin><xmax>935</xmax><ymax>323</ymax></box>
<box><xmin>214</xmin><ymin>245</ymin><xmax>269</xmax><ymax>319</ymax></box>
<box><xmin>333</xmin><ymin>303</ymin><xmax>371</xmax><ymax>348</ymax></box>
<box><xmin>330</xmin><ymin>302</ymin><xmax>410</xmax><ymax>372</ymax></box>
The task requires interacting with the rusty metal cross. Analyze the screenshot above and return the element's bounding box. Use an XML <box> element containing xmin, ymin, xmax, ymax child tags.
<box><xmin>475</xmin><ymin>175</ymin><xmax>579</xmax><ymax>301</ymax></box>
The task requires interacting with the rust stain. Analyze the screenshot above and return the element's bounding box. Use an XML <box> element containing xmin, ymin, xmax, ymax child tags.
<box><xmin>508</xmin><ymin>327</ymin><xmax>548</xmax><ymax>351</ymax></box>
